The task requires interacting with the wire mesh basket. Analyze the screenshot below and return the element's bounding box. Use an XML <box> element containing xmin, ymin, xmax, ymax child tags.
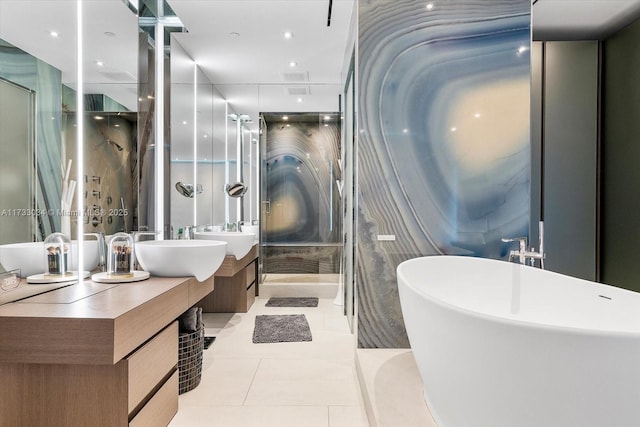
<box><xmin>178</xmin><ymin>322</ymin><xmax>205</xmax><ymax>394</ymax></box>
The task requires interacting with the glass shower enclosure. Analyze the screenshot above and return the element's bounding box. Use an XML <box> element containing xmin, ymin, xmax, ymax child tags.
<box><xmin>260</xmin><ymin>113</ymin><xmax>342</xmax><ymax>280</ymax></box>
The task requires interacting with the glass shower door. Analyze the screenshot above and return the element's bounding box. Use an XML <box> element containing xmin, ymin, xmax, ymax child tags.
<box><xmin>260</xmin><ymin>113</ymin><xmax>342</xmax><ymax>279</ymax></box>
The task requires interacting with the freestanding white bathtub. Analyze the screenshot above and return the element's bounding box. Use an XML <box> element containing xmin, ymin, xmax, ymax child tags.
<box><xmin>397</xmin><ymin>255</ymin><xmax>640</xmax><ymax>427</ymax></box>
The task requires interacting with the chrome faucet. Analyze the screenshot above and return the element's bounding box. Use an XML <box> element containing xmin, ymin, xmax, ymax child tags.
<box><xmin>131</xmin><ymin>230</ymin><xmax>160</xmax><ymax>270</ymax></box>
<box><xmin>502</xmin><ymin>236</ymin><xmax>528</xmax><ymax>265</ymax></box>
<box><xmin>502</xmin><ymin>221</ymin><xmax>546</xmax><ymax>269</ymax></box>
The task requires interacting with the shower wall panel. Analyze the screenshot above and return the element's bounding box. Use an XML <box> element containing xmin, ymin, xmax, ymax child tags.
<box><xmin>357</xmin><ymin>0</ymin><xmax>531</xmax><ymax>347</ymax></box>
<box><xmin>264</xmin><ymin>119</ymin><xmax>341</xmax><ymax>244</ymax></box>
<box><xmin>63</xmin><ymin>112</ymin><xmax>137</xmax><ymax>236</ymax></box>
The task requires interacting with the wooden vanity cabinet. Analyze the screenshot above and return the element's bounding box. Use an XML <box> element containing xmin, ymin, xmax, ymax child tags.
<box><xmin>200</xmin><ymin>245</ymin><xmax>258</xmax><ymax>313</ymax></box>
<box><xmin>0</xmin><ymin>321</ymin><xmax>178</xmax><ymax>427</ymax></box>
<box><xmin>0</xmin><ymin>275</ymin><xmax>216</xmax><ymax>427</ymax></box>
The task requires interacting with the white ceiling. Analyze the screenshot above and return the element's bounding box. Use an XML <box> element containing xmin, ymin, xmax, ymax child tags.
<box><xmin>168</xmin><ymin>0</ymin><xmax>355</xmax><ymax>130</ymax></box>
<box><xmin>1</xmin><ymin>0</ymin><xmax>639</xmax><ymax>124</ymax></box>
<box><xmin>532</xmin><ymin>0</ymin><xmax>640</xmax><ymax>40</ymax></box>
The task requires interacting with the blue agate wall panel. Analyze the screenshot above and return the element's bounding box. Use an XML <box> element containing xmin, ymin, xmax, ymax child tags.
<box><xmin>357</xmin><ymin>0</ymin><xmax>531</xmax><ymax>348</ymax></box>
<box><xmin>264</xmin><ymin>117</ymin><xmax>341</xmax><ymax>245</ymax></box>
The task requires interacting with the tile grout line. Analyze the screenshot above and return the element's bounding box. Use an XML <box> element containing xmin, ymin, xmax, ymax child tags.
<box><xmin>241</xmin><ymin>357</ymin><xmax>262</xmax><ymax>406</ymax></box>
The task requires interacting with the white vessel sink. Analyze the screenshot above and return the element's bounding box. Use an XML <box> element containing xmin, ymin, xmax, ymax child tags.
<box><xmin>240</xmin><ymin>225</ymin><xmax>259</xmax><ymax>243</ymax></box>
<box><xmin>0</xmin><ymin>240</ymin><xmax>99</xmax><ymax>277</ymax></box>
<box><xmin>135</xmin><ymin>240</ymin><xmax>227</xmax><ymax>282</ymax></box>
<box><xmin>193</xmin><ymin>231</ymin><xmax>255</xmax><ymax>259</ymax></box>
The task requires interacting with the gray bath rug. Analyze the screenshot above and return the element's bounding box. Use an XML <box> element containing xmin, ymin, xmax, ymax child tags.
<box><xmin>252</xmin><ymin>314</ymin><xmax>312</xmax><ymax>344</ymax></box>
<box><xmin>265</xmin><ymin>297</ymin><xmax>319</xmax><ymax>308</ymax></box>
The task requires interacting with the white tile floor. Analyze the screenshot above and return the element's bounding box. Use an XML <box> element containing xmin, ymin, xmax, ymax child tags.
<box><xmin>169</xmin><ymin>296</ymin><xmax>369</xmax><ymax>427</ymax></box>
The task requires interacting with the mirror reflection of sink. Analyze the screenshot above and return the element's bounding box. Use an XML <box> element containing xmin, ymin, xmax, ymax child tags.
<box><xmin>193</xmin><ymin>231</ymin><xmax>255</xmax><ymax>259</ymax></box>
<box><xmin>134</xmin><ymin>240</ymin><xmax>227</xmax><ymax>282</ymax></box>
<box><xmin>0</xmin><ymin>240</ymin><xmax>100</xmax><ymax>277</ymax></box>
<box><xmin>240</xmin><ymin>225</ymin><xmax>259</xmax><ymax>243</ymax></box>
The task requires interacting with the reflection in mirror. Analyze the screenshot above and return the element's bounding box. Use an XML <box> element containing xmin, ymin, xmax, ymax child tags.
<box><xmin>0</xmin><ymin>0</ymin><xmax>79</xmax><ymax>276</ymax></box>
<box><xmin>175</xmin><ymin>182</ymin><xmax>203</xmax><ymax>198</ymax></box>
<box><xmin>225</xmin><ymin>182</ymin><xmax>247</xmax><ymax>198</ymax></box>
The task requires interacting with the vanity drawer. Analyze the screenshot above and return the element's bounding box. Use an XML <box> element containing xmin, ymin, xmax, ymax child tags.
<box><xmin>127</xmin><ymin>321</ymin><xmax>178</xmax><ymax>413</ymax></box>
<box><xmin>246</xmin><ymin>281</ymin><xmax>256</xmax><ymax>310</ymax></box>
<box><xmin>129</xmin><ymin>370</ymin><xmax>178</xmax><ymax>427</ymax></box>
<box><xmin>245</xmin><ymin>260</ymin><xmax>256</xmax><ymax>287</ymax></box>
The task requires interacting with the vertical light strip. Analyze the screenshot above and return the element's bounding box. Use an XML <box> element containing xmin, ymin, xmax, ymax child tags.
<box><xmin>76</xmin><ymin>0</ymin><xmax>84</xmax><ymax>283</ymax></box>
<box><xmin>236</xmin><ymin>119</ymin><xmax>242</xmax><ymax>224</ymax></box>
<box><xmin>255</xmin><ymin>132</ymin><xmax>259</xmax><ymax>227</ymax></box>
<box><xmin>155</xmin><ymin>21</ymin><xmax>165</xmax><ymax>239</ymax></box>
<box><xmin>224</xmin><ymin>102</ymin><xmax>229</xmax><ymax>224</ymax></box>
<box><xmin>193</xmin><ymin>63</ymin><xmax>198</xmax><ymax>227</ymax></box>
<box><xmin>248</xmin><ymin>132</ymin><xmax>253</xmax><ymax>221</ymax></box>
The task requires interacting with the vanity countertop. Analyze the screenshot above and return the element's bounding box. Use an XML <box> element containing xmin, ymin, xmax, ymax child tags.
<box><xmin>0</xmin><ymin>275</ymin><xmax>214</xmax><ymax>365</ymax></box>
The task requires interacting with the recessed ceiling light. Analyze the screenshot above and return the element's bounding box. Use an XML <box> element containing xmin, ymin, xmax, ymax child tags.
<box><xmin>450</xmin><ymin>127</ymin><xmax>457</xmax><ymax>132</ymax></box>
<box><xmin>426</xmin><ymin>3</ymin><xmax>434</xmax><ymax>11</ymax></box>
<box><xmin>96</xmin><ymin>61</ymin><xmax>104</xmax><ymax>67</ymax></box>
<box><xmin>286</xmin><ymin>124</ymin><xmax>291</xmax><ymax>127</ymax></box>
<box><xmin>182</xmin><ymin>120</ymin><xmax>188</xmax><ymax>125</ymax></box>
<box><xmin>324</xmin><ymin>124</ymin><xmax>329</xmax><ymax>127</ymax></box>
<box><xmin>283</xmin><ymin>31</ymin><xmax>293</xmax><ymax>39</ymax></box>
<box><xmin>50</xmin><ymin>31</ymin><xmax>59</xmax><ymax>38</ymax></box>
<box><xmin>289</xmin><ymin>61</ymin><xmax>297</xmax><ymax>68</ymax></box>
<box><xmin>94</xmin><ymin>115</ymin><xmax>104</xmax><ymax>120</ymax></box>
<box><xmin>323</xmin><ymin>115</ymin><xmax>330</xmax><ymax>121</ymax></box>
<box><xmin>297</xmin><ymin>98</ymin><xmax>303</xmax><ymax>103</ymax></box>
<box><xmin>403</xmin><ymin>128</ymin><xmax>409</xmax><ymax>134</ymax></box>
<box><xmin>282</xmin><ymin>115</ymin><xmax>289</xmax><ymax>120</ymax></box>
<box><xmin>474</xmin><ymin>113</ymin><xmax>481</xmax><ymax>118</ymax></box>
<box><xmin>114</xmin><ymin>124</ymin><xmax>120</xmax><ymax>127</ymax></box>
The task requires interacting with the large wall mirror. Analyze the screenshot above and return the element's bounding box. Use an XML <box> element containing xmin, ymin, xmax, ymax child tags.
<box><xmin>0</xmin><ymin>0</ymin><xmax>356</xmax><ymax>284</ymax></box>
<box><xmin>0</xmin><ymin>0</ymin><xmax>138</xmax><ymax>278</ymax></box>
<box><xmin>0</xmin><ymin>1</ymin><xmax>81</xmax><ymax>275</ymax></box>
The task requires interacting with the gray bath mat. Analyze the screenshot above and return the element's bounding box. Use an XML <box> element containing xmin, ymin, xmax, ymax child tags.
<box><xmin>265</xmin><ymin>297</ymin><xmax>319</xmax><ymax>308</ymax></box>
<box><xmin>252</xmin><ymin>314</ymin><xmax>312</xmax><ymax>343</ymax></box>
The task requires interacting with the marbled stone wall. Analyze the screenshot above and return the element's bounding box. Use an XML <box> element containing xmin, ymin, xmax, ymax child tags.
<box><xmin>63</xmin><ymin>112</ymin><xmax>137</xmax><ymax>236</ymax></box>
<box><xmin>264</xmin><ymin>117</ymin><xmax>341</xmax><ymax>244</ymax></box>
<box><xmin>263</xmin><ymin>245</ymin><xmax>341</xmax><ymax>274</ymax></box>
<box><xmin>357</xmin><ymin>0</ymin><xmax>531</xmax><ymax>348</ymax></box>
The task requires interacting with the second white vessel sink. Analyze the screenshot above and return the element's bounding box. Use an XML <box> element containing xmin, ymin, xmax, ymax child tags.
<box><xmin>135</xmin><ymin>240</ymin><xmax>227</xmax><ymax>282</ymax></box>
<box><xmin>193</xmin><ymin>231</ymin><xmax>255</xmax><ymax>259</ymax></box>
